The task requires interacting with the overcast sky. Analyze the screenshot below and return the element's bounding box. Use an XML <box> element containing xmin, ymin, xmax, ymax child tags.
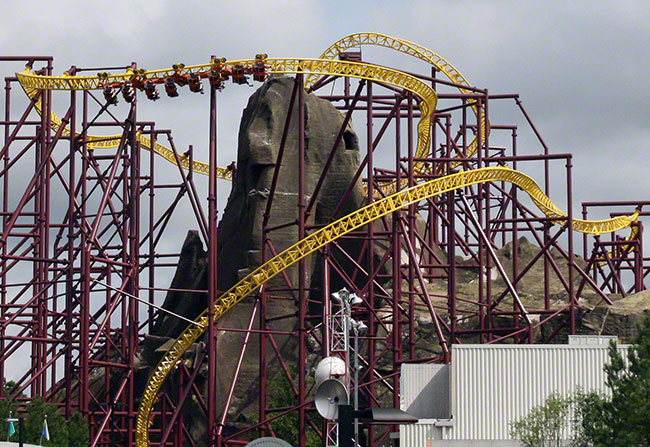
<box><xmin>1</xmin><ymin>0</ymin><xmax>649</xmax><ymax>291</ymax></box>
<box><xmin>3</xmin><ymin>0</ymin><xmax>648</xmax><ymax>214</ymax></box>
<box><xmin>1</xmin><ymin>1</ymin><xmax>649</xmax><ymax>379</ymax></box>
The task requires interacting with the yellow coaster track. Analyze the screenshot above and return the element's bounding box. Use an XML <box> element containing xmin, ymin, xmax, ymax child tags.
<box><xmin>133</xmin><ymin>165</ymin><xmax>638</xmax><ymax>447</ymax></box>
<box><xmin>17</xmin><ymin>57</ymin><xmax>636</xmax><ymax>236</ymax></box>
<box><xmin>20</xmin><ymin>85</ymin><xmax>234</xmax><ymax>180</ymax></box>
<box><xmin>14</xmin><ymin>43</ymin><xmax>640</xmax><ymax>447</ymax></box>
<box><xmin>308</xmin><ymin>32</ymin><xmax>488</xmax><ymax>168</ymax></box>
<box><xmin>19</xmin><ymin>32</ymin><xmax>484</xmax><ymax>181</ymax></box>
<box><xmin>17</xmin><ymin>57</ymin><xmax>436</xmax><ymax>180</ymax></box>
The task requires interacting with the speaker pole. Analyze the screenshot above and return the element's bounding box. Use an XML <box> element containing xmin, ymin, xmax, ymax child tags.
<box><xmin>338</xmin><ymin>405</ymin><xmax>354</xmax><ymax>447</ymax></box>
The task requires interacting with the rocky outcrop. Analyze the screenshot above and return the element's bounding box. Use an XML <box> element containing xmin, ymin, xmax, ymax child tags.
<box><xmin>137</xmin><ymin>76</ymin><xmax>370</xmax><ymax>443</ymax></box>
<box><xmin>217</xmin><ymin>75</ymin><xmax>365</xmax><ymax>292</ymax></box>
<box><xmin>411</xmin><ymin>236</ymin><xmax>650</xmax><ymax>347</ymax></box>
<box><xmin>578</xmin><ymin>291</ymin><xmax>650</xmax><ymax>340</ymax></box>
<box><xmin>151</xmin><ymin>230</ymin><xmax>207</xmax><ymax>338</ymax></box>
<box><xmin>213</xmin><ymin>75</ymin><xmax>369</xmax><ymax>420</ymax></box>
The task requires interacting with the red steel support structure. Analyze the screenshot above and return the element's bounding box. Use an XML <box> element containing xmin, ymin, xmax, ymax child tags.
<box><xmin>1</xmin><ymin>48</ymin><xmax>648</xmax><ymax>447</ymax></box>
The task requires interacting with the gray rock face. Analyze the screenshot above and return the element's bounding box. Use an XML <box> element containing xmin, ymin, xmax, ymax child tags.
<box><xmin>151</xmin><ymin>230</ymin><xmax>207</xmax><ymax>338</ymax></box>
<box><xmin>139</xmin><ymin>76</ymin><xmax>368</xmax><ymax>444</ymax></box>
<box><xmin>217</xmin><ymin>75</ymin><xmax>364</xmax><ymax>292</ymax></box>
<box><xmin>577</xmin><ymin>291</ymin><xmax>650</xmax><ymax>340</ymax></box>
<box><xmin>213</xmin><ymin>75</ymin><xmax>366</xmax><ymax>423</ymax></box>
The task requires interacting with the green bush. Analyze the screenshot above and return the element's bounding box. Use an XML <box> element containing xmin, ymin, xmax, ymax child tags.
<box><xmin>577</xmin><ymin>319</ymin><xmax>650</xmax><ymax>447</ymax></box>
<box><xmin>249</xmin><ymin>365</ymin><xmax>322</xmax><ymax>447</ymax></box>
<box><xmin>510</xmin><ymin>392</ymin><xmax>573</xmax><ymax>447</ymax></box>
<box><xmin>0</xmin><ymin>390</ymin><xmax>88</xmax><ymax>447</ymax></box>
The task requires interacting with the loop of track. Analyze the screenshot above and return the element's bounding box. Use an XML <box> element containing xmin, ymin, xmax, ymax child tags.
<box><xmin>307</xmin><ymin>32</ymin><xmax>488</xmax><ymax>169</ymax></box>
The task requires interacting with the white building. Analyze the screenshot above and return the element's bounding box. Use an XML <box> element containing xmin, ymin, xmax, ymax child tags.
<box><xmin>0</xmin><ymin>443</ymin><xmax>41</xmax><ymax>447</ymax></box>
<box><xmin>398</xmin><ymin>336</ymin><xmax>626</xmax><ymax>447</ymax></box>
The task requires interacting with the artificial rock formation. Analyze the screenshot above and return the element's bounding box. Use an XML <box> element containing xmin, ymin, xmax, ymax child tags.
<box><xmin>217</xmin><ymin>75</ymin><xmax>364</xmax><ymax>291</ymax></box>
<box><xmin>152</xmin><ymin>76</ymin><xmax>365</xmax><ymax>335</ymax></box>
<box><xmin>140</xmin><ymin>75</ymin><xmax>368</xmax><ymax>443</ymax></box>
<box><xmin>213</xmin><ymin>75</ymin><xmax>367</xmax><ymax>422</ymax></box>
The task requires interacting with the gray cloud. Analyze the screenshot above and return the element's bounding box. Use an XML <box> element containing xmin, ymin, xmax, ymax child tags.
<box><xmin>2</xmin><ymin>0</ymin><xmax>647</xmax><ymax>268</ymax></box>
<box><xmin>1</xmin><ymin>0</ymin><xmax>649</xmax><ymax>378</ymax></box>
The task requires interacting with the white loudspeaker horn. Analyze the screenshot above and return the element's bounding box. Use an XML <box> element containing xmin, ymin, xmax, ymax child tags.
<box><xmin>314</xmin><ymin>378</ymin><xmax>349</xmax><ymax>420</ymax></box>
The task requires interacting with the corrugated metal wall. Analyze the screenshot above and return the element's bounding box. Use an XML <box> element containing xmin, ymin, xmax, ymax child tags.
<box><xmin>449</xmin><ymin>344</ymin><xmax>625</xmax><ymax>440</ymax></box>
<box><xmin>400</xmin><ymin>364</ymin><xmax>450</xmax><ymax>419</ymax></box>
<box><xmin>400</xmin><ymin>423</ymin><xmax>433</xmax><ymax>447</ymax></box>
<box><xmin>400</xmin><ymin>342</ymin><xmax>629</xmax><ymax>446</ymax></box>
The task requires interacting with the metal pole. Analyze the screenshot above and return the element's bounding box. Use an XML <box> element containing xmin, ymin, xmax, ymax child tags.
<box><xmin>366</xmin><ymin>80</ymin><xmax>375</xmax><ymax>447</ymax></box>
<box><xmin>297</xmin><ymin>71</ymin><xmax>307</xmax><ymax>447</ymax></box>
<box><xmin>338</xmin><ymin>405</ymin><xmax>354</xmax><ymax>447</ymax></box>
<box><xmin>459</xmin><ymin>192</ymin><xmax>531</xmax><ymax>326</ymax></box>
<box><xmin>19</xmin><ymin>416</ymin><xmax>24</xmax><ymax>447</ymax></box>
<box><xmin>207</xmin><ymin>60</ymin><xmax>219</xmax><ymax>446</ymax></box>
<box><xmin>353</xmin><ymin>325</ymin><xmax>359</xmax><ymax>446</ymax></box>
<box><xmin>65</xmin><ymin>88</ymin><xmax>75</xmax><ymax>419</ymax></box>
<box><xmin>567</xmin><ymin>158</ymin><xmax>575</xmax><ymax>333</ymax></box>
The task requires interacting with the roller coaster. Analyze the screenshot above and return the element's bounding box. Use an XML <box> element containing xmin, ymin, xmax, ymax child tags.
<box><xmin>1</xmin><ymin>33</ymin><xmax>648</xmax><ymax>447</ymax></box>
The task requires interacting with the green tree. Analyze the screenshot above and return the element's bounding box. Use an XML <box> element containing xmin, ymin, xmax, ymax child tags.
<box><xmin>578</xmin><ymin>318</ymin><xmax>650</xmax><ymax>447</ymax></box>
<box><xmin>0</xmin><ymin>381</ymin><xmax>18</xmax><ymax>441</ymax></box>
<box><xmin>67</xmin><ymin>412</ymin><xmax>89</xmax><ymax>447</ymax></box>
<box><xmin>23</xmin><ymin>397</ymin><xmax>68</xmax><ymax>446</ymax></box>
<box><xmin>0</xmin><ymin>388</ymin><xmax>89</xmax><ymax>447</ymax></box>
<box><xmin>510</xmin><ymin>392</ymin><xmax>573</xmax><ymax>447</ymax></box>
<box><xmin>250</xmin><ymin>365</ymin><xmax>322</xmax><ymax>447</ymax></box>
<box><xmin>513</xmin><ymin>318</ymin><xmax>650</xmax><ymax>447</ymax></box>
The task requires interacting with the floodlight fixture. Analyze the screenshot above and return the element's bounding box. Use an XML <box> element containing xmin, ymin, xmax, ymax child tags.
<box><xmin>332</xmin><ymin>288</ymin><xmax>349</xmax><ymax>303</ymax></box>
<box><xmin>351</xmin><ymin>320</ymin><xmax>368</xmax><ymax>334</ymax></box>
<box><xmin>349</xmin><ymin>292</ymin><xmax>363</xmax><ymax>305</ymax></box>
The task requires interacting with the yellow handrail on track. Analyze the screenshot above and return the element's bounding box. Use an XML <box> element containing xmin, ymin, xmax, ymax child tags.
<box><xmin>133</xmin><ymin>165</ymin><xmax>638</xmax><ymax>447</ymax></box>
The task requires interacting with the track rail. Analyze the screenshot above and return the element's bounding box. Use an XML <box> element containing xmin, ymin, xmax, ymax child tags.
<box><xmin>21</xmin><ymin>86</ymin><xmax>233</xmax><ymax>179</ymax></box>
<box><xmin>17</xmin><ymin>57</ymin><xmax>436</xmax><ymax>179</ymax></box>
<box><xmin>308</xmin><ymin>32</ymin><xmax>488</xmax><ymax>168</ymax></box>
<box><xmin>133</xmin><ymin>165</ymin><xmax>638</xmax><ymax>447</ymax></box>
<box><xmin>13</xmin><ymin>41</ymin><xmax>640</xmax><ymax>447</ymax></box>
<box><xmin>16</xmin><ymin>57</ymin><xmax>635</xmax><ymax>236</ymax></box>
<box><xmin>18</xmin><ymin>32</ymin><xmax>484</xmax><ymax>181</ymax></box>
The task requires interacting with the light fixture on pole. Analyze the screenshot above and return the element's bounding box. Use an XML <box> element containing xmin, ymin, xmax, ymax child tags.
<box><xmin>349</xmin><ymin>292</ymin><xmax>363</xmax><ymax>306</ymax></box>
<box><xmin>331</xmin><ymin>288</ymin><xmax>348</xmax><ymax>304</ymax></box>
<box><xmin>319</xmin><ymin>288</ymin><xmax>354</xmax><ymax>447</ymax></box>
<box><xmin>4</xmin><ymin>414</ymin><xmax>23</xmax><ymax>447</ymax></box>
<box><xmin>319</xmin><ymin>288</ymin><xmax>372</xmax><ymax>447</ymax></box>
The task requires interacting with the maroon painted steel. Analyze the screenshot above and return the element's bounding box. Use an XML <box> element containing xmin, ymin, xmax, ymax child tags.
<box><xmin>208</xmin><ymin>63</ymin><xmax>219</xmax><ymax>447</ymax></box>
<box><xmin>1</xmin><ymin>51</ymin><xmax>648</xmax><ymax>447</ymax></box>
